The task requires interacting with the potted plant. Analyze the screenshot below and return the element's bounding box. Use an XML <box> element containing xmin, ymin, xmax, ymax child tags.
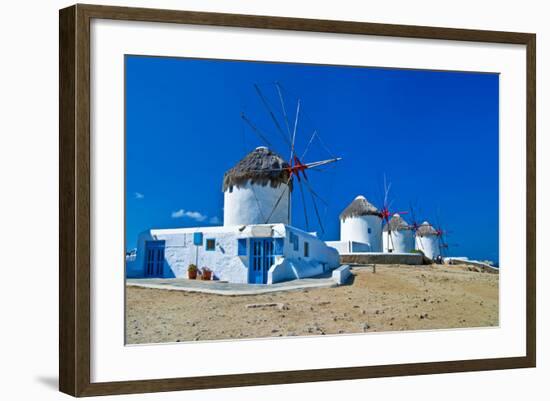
<box><xmin>187</xmin><ymin>264</ymin><xmax>198</xmax><ymax>279</ymax></box>
<box><xmin>201</xmin><ymin>267</ymin><xmax>212</xmax><ymax>281</ymax></box>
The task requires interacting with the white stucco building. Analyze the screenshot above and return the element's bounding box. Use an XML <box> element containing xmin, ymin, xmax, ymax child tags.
<box><xmin>382</xmin><ymin>213</ymin><xmax>416</xmax><ymax>253</ymax></box>
<box><xmin>326</xmin><ymin>195</ymin><xmax>383</xmax><ymax>253</ymax></box>
<box><xmin>126</xmin><ymin>146</ymin><xmax>339</xmax><ymax>284</ymax></box>
<box><xmin>415</xmin><ymin>221</ymin><xmax>441</xmax><ymax>260</ymax></box>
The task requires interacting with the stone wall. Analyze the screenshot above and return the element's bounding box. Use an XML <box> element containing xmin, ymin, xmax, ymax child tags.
<box><xmin>340</xmin><ymin>252</ymin><xmax>425</xmax><ymax>265</ymax></box>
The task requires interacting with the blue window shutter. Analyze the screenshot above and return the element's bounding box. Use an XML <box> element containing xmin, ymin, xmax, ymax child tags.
<box><xmin>238</xmin><ymin>239</ymin><xmax>247</xmax><ymax>256</ymax></box>
<box><xmin>193</xmin><ymin>232</ymin><xmax>203</xmax><ymax>246</ymax></box>
<box><xmin>274</xmin><ymin>238</ymin><xmax>284</xmax><ymax>255</ymax></box>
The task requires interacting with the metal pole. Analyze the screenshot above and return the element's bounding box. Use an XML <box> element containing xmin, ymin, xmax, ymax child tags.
<box><xmin>195</xmin><ymin>245</ymin><xmax>198</xmax><ymax>268</ymax></box>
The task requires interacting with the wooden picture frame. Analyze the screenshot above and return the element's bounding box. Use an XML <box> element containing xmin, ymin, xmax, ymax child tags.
<box><xmin>59</xmin><ymin>3</ymin><xmax>536</xmax><ymax>397</ymax></box>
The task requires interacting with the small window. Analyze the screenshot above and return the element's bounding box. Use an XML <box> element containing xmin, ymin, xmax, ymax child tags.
<box><xmin>274</xmin><ymin>238</ymin><xmax>284</xmax><ymax>255</ymax></box>
<box><xmin>293</xmin><ymin>236</ymin><xmax>299</xmax><ymax>251</ymax></box>
<box><xmin>304</xmin><ymin>241</ymin><xmax>309</xmax><ymax>258</ymax></box>
<box><xmin>237</xmin><ymin>239</ymin><xmax>247</xmax><ymax>256</ymax></box>
<box><xmin>368</xmin><ymin>228</ymin><xmax>372</xmax><ymax>234</ymax></box>
<box><xmin>206</xmin><ymin>238</ymin><xmax>216</xmax><ymax>251</ymax></box>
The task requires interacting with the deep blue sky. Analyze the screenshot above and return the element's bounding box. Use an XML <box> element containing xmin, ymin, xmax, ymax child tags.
<box><xmin>126</xmin><ymin>55</ymin><xmax>499</xmax><ymax>262</ymax></box>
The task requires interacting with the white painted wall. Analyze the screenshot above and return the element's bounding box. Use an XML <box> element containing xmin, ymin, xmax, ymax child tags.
<box><xmin>326</xmin><ymin>240</ymin><xmax>371</xmax><ymax>254</ymax></box>
<box><xmin>340</xmin><ymin>215</ymin><xmax>382</xmax><ymax>252</ymax></box>
<box><xmin>383</xmin><ymin>230</ymin><xmax>416</xmax><ymax>253</ymax></box>
<box><xmin>128</xmin><ymin>223</ymin><xmax>339</xmax><ymax>284</ymax></box>
<box><xmin>223</xmin><ymin>180</ymin><xmax>290</xmax><ymax>226</ymax></box>
<box><xmin>268</xmin><ymin>226</ymin><xmax>340</xmax><ymax>283</ymax></box>
<box><xmin>129</xmin><ymin>225</ymin><xmax>254</xmax><ymax>283</ymax></box>
<box><xmin>415</xmin><ymin>235</ymin><xmax>441</xmax><ymax>260</ymax></box>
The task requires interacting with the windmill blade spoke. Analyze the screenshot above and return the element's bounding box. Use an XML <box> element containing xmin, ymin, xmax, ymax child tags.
<box><xmin>304</xmin><ymin>157</ymin><xmax>342</xmax><ymax>169</ymax></box>
<box><xmin>409</xmin><ymin>201</ymin><xmax>418</xmax><ymax>227</ymax></box>
<box><xmin>301</xmin><ymin>178</ymin><xmax>328</xmax><ymax>206</ymax></box>
<box><xmin>254</xmin><ymin>84</ymin><xmax>291</xmax><ymax>148</ymax></box>
<box><xmin>290</xmin><ymin>100</ymin><xmax>301</xmax><ymax>161</ymax></box>
<box><xmin>264</xmin><ymin>177</ymin><xmax>291</xmax><ymax>224</ymax></box>
<box><xmin>240</xmin><ymin>112</ymin><xmax>273</xmax><ymax>148</ymax></box>
<box><xmin>250</xmin><ymin>184</ymin><xmax>267</xmax><ymax>223</ymax></box>
<box><xmin>275</xmin><ymin>82</ymin><xmax>292</xmax><ymax>139</ymax></box>
<box><xmin>382</xmin><ymin>174</ymin><xmax>392</xmax><ymax>208</ymax></box>
<box><xmin>245</xmin><ymin>157</ymin><xmax>341</xmax><ymax>176</ymax></box>
<box><xmin>297</xmin><ymin>180</ymin><xmax>310</xmax><ymax>232</ymax></box>
<box><xmin>315</xmin><ymin>131</ymin><xmax>337</xmax><ymax>159</ymax></box>
<box><xmin>305</xmin><ymin>184</ymin><xmax>325</xmax><ymax>235</ymax></box>
<box><xmin>300</xmin><ymin>130</ymin><xmax>317</xmax><ymax>161</ymax></box>
<box><xmin>438</xmin><ymin>236</ymin><xmax>446</xmax><ymax>256</ymax></box>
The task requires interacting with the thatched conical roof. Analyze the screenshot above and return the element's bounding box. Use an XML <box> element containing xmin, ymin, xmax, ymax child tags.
<box><xmin>223</xmin><ymin>147</ymin><xmax>292</xmax><ymax>193</ymax></box>
<box><xmin>340</xmin><ymin>195</ymin><xmax>382</xmax><ymax>221</ymax></box>
<box><xmin>416</xmin><ymin>221</ymin><xmax>438</xmax><ymax>236</ymax></box>
<box><xmin>383</xmin><ymin>213</ymin><xmax>410</xmax><ymax>232</ymax></box>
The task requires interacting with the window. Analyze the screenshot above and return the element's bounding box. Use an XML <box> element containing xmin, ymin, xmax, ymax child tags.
<box><xmin>206</xmin><ymin>238</ymin><xmax>216</xmax><ymax>251</ymax></box>
<box><xmin>368</xmin><ymin>228</ymin><xmax>372</xmax><ymax>234</ymax></box>
<box><xmin>288</xmin><ymin>232</ymin><xmax>299</xmax><ymax>251</ymax></box>
<box><xmin>274</xmin><ymin>238</ymin><xmax>284</xmax><ymax>255</ymax></box>
<box><xmin>237</xmin><ymin>239</ymin><xmax>247</xmax><ymax>256</ymax></box>
<box><xmin>304</xmin><ymin>241</ymin><xmax>309</xmax><ymax>257</ymax></box>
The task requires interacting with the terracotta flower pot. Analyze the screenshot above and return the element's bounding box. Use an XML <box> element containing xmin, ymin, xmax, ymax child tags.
<box><xmin>188</xmin><ymin>270</ymin><xmax>197</xmax><ymax>279</ymax></box>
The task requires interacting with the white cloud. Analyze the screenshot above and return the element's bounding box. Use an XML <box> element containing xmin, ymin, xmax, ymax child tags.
<box><xmin>171</xmin><ymin>209</ymin><xmax>185</xmax><ymax>218</ymax></box>
<box><xmin>209</xmin><ymin>216</ymin><xmax>221</xmax><ymax>224</ymax></box>
<box><xmin>134</xmin><ymin>192</ymin><xmax>144</xmax><ymax>199</ymax></box>
<box><xmin>185</xmin><ymin>211</ymin><xmax>207</xmax><ymax>222</ymax></box>
<box><xmin>171</xmin><ymin>209</ymin><xmax>207</xmax><ymax>222</ymax></box>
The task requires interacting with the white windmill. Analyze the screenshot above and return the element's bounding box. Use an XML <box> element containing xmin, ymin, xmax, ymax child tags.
<box><xmin>339</xmin><ymin>195</ymin><xmax>383</xmax><ymax>252</ymax></box>
<box><xmin>231</xmin><ymin>82</ymin><xmax>342</xmax><ymax>234</ymax></box>
<box><xmin>382</xmin><ymin>213</ymin><xmax>415</xmax><ymax>253</ymax></box>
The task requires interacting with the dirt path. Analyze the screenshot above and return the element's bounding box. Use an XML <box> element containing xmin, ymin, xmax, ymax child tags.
<box><xmin>126</xmin><ymin>264</ymin><xmax>498</xmax><ymax>344</ymax></box>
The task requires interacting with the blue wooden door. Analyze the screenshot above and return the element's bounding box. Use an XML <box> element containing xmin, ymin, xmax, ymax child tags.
<box><xmin>144</xmin><ymin>240</ymin><xmax>165</xmax><ymax>277</ymax></box>
<box><xmin>249</xmin><ymin>239</ymin><xmax>274</xmax><ymax>284</ymax></box>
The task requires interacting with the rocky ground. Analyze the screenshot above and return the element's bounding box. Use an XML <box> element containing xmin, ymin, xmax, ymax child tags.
<box><xmin>125</xmin><ymin>264</ymin><xmax>499</xmax><ymax>344</ymax></box>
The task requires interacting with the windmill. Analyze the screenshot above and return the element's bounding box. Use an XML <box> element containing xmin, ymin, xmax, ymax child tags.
<box><xmin>240</xmin><ymin>82</ymin><xmax>342</xmax><ymax>235</ymax></box>
<box><xmin>433</xmin><ymin>213</ymin><xmax>457</xmax><ymax>257</ymax></box>
<box><xmin>379</xmin><ymin>175</ymin><xmax>408</xmax><ymax>252</ymax></box>
<box><xmin>408</xmin><ymin>202</ymin><xmax>427</xmax><ymax>252</ymax></box>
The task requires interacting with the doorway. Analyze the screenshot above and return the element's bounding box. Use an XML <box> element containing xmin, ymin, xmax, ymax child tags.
<box><xmin>249</xmin><ymin>238</ymin><xmax>274</xmax><ymax>284</ymax></box>
<box><xmin>144</xmin><ymin>240</ymin><xmax>165</xmax><ymax>277</ymax></box>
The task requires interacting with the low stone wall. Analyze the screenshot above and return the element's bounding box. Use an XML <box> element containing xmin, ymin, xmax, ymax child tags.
<box><xmin>340</xmin><ymin>252</ymin><xmax>425</xmax><ymax>265</ymax></box>
<box><xmin>447</xmin><ymin>258</ymin><xmax>499</xmax><ymax>274</ymax></box>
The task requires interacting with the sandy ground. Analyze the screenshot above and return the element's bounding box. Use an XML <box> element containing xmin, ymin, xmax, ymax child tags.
<box><xmin>125</xmin><ymin>264</ymin><xmax>498</xmax><ymax>344</ymax></box>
